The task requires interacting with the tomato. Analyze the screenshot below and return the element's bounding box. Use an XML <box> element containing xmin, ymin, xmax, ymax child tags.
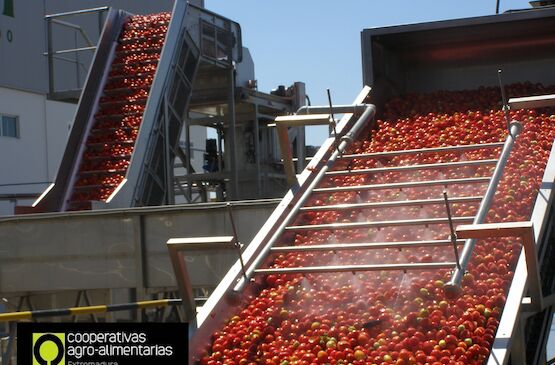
<box><xmin>201</xmin><ymin>82</ymin><xmax>555</xmax><ymax>365</ymax></box>
<box><xmin>69</xmin><ymin>12</ymin><xmax>170</xmax><ymax>211</ymax></box>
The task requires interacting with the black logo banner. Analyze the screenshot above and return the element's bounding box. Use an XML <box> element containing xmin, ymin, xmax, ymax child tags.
<box><xmin>18</xmin><ymin>322</ymin><xmax>188</xmax><ymax>365</ymax></box>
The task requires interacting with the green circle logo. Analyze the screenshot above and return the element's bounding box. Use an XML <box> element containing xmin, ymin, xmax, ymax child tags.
<box><xmin>32</xmin><ymin>333</ymin><xmax>65</xmax><ymax>365</ymax></box>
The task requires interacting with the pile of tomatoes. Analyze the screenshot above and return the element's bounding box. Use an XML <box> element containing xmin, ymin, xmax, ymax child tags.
<box><xmin>68</xmin><ymin>12</ymin><xmax>170</xmax><ymax>210</ymax></box>
<box><xmin>201</xmin><ymin>83</ymin><xmax>555</xmax><ymax>365</ymax></box>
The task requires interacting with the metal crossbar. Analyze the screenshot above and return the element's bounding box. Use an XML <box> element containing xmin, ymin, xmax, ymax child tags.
<box><xmin>313</xmin><ymin>176</ymin><xmax>490</xmax><ymax>193</ymax></box>
<box><xmin>300</xmin><ymin>196</ymin><xmax>482</xmax><ymax>212</ymax></box>
<box><xmin>270</xmin><ymin>239</ymin><xmax>465</xmax><ymax>253</ymax></box>
<box><xmin>339</xmin><ymin>142</ymin><xmax>504</xmax><ymax>160</ymax></box>
<box><xmin>254</xmin><ymin>262</ymin><xmax>457</xmax><ymax>275</ymax></box>
<box><xmin>286</xmin><ymin>216</ymin><xmax>474</xmax><ymax>231</ymax></box>
<box><xmin>326</xmin><ymin>159</ymin><xmax>498</xmax><ymax>176</ymax></box>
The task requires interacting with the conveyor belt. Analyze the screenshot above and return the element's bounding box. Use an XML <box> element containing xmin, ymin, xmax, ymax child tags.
<box><xmin>189</xmin><ymin>85</ymin><xmax>555</xmax><ymax>365</ymax></box>
<box><xmin>34</xmin><ymin>1</ymin><xmax>241</xmax><ymax>212</ymax></box>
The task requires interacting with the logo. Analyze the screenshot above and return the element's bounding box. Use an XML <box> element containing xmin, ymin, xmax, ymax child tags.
<box><xmin>2</xmin><ymin>0</ymin><xmax>14</xmax><ymax>17</ymax></box>
<box><xmin>32</xmin><ymin>333</ymin><xmax>65</xmax><ymax>365</ymax></box>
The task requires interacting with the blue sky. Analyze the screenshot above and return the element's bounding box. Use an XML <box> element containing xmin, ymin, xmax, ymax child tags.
<box><xmin>206</xmin><ymin>0</ymin><xmax>535</xmax><ymax>145</ymax></box>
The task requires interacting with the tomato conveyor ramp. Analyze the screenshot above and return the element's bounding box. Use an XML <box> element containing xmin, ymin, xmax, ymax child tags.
<box><xmin>34</xmin><ymin>1</ymin><xmax>241</xmax><ymax>212</ymax></box>
<box><xmin>185</xmin><ymin>10</ymin><xmax>555</xmax><ymax>365</ymax></box>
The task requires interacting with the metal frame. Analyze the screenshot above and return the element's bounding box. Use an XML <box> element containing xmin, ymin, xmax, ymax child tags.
<box><xmin>300</xmin><ymin>195</ymin><xmax>482</xmax><ymax>212</ymax></box>
<box><xmin>484</xmin><ymin>139</ymin><xmax>555</xmax><ymax>365</ymax></box>
<box><xmin>456</xmin><ymin>220</ymin><xmax>555</xmax><ymax>365</ymax></box>
<box><xmin>509</xmin><ymin>93</ymin><xmax>555</xmax><ymax>109</ymax></box>
<box><xmin>177</xmin><ymin>85</ymin><xmax>302</xmax><ymax>204</ymax></box>
<box><xmin>254</xmin><ymin>262</ymin><xmax>456</xmax><ymax>275</ymax></box>
<box><xmin>37</xmin><ymin>8</ymin><xmax>129</xmax><ymax>212</ymax></box>
<box><xmin>339</xmin><ymin>142</ymin><xmax>504</xmax><ymax>160</ymax></box>
<box><xmin>167</xmin><ymin>236</ymin><xmax>235</xmax><ymax>323</ymax></box>
<box><xmin>326</xmin><ymin>158</ymin><xmax>498</xmax><ymax>176</ymax></box>
<box><xmin>285</xmin><ymin>216</ymin><xmax>473</xmax><ymax>231</ymax></box>
<box><xmin>45</xmin><ymin>6</ymin><xmax>110</xmax><ymax>100</ymax></box>
<box><xmin>275</xmin><ymin>113</ymin><xmax>333</xmax><ymax>186</ymax></box>
<box><xmin>189</xmin><ymin>87</ymin><xmax>374</xmax><ymax>363</ymax></box>
<box><xmin>445</xmin><ymin>121</ymin><xmax>522</xmax><ymax>293</ymax></box>
<box><xmin>0</xmin><ymin>198</ymin><xmax>279</xmax><ymax>293</ymax></box>
<box><xmin>270</xmin><ymin>239</ymin><xmax>465</xmax><ymax>253</ymax></box>
<box><xmin>313</xmin><ymin>176</ymin><xmax>491</xmax><ymax>193</ymax></box>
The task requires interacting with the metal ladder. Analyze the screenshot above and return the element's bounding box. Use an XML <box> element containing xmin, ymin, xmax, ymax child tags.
<box><xmin>234</xmin><ymin>117</ymin><xmax>523</xmax><ymax>294</ymax></box>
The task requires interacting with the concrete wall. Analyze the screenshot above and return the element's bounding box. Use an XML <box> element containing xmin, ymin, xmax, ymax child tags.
<box><xmin>0</xmin><ymin>199</ymin><xmax>278</xmax><ymax>293</ymax></box>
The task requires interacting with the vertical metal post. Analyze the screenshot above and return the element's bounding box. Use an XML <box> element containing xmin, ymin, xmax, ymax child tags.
<box><xmin>164</xmin><ymin>93</ymin><xmax>175</xmax><ymax>205</ymax></box>
<box><xmin>327</xmin><ymin>89</ymin><xmax>341</xmax><ymax>156</ymax></box>
<box><xmin>293</xmin><ymin>82</ymin><xmax>307</xmax><ymax>172</ymax></box>
<box><xmin>253</xmin><ymin>105</ymin><xmax>262</xmax><ymax>197</ymax></box>
<box><xmin>74</xmin><ymin>32</ymin><xmax>81</xmax><ymax>89</ymax></box>
<box><xmin>47</xmin><ymin>18</ymin><xmax>55</xmax><ymax>96</ymax></box>
<box><xmin>498</xmin><ymin>70</ymin><xmax>511</xmax><ymax>131</ymax></box>
<box><xmin>277</xmin><ymin>124</ymin><xmax>297</xmax><ymax>186</ymax></box>
<box><xmin>227</xmin><ymin>67</ymin><xmax>239</xmax><ymax>200</ymax></box>
<box><xmin>227</xmin><ymin>203</ymin><xmax>248</xmax><ymax>279</ymax></box>
<box><xmin>97</xmin><ymin>10</ymin><xmax>104</xmax><ymax>36</ymax></box>
<box><xmin>167</xmin><ymin>250</ymin><xmax>197</xmax><ymax>324</ymax></box>
<box><xmin>186</xmin><ymin>116</ymin><xmax>193</xmax><ymax>203</ymax></box>
<box><xmin>443</xmin><ymin>191</ymin><xmax>462</xmax><ymax>270</ymax></box>
<box><xmin>496</xmin><ymin>0</ymin><xmax>501</xmax><ymax>14</ymax></box>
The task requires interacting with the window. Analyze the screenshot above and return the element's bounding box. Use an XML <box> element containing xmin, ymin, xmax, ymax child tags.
<box><xmin>1</xmin><ymin>115</ymin><xmax>19</xmax><ymax>138</ymax></box>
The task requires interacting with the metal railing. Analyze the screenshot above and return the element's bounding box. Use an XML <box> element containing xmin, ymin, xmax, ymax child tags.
<box><xmin>44</xmin><ymin>7</ymin><xmax>110</xmax><ymax>99</ymax></box>
<box><xmin>445</xmin><ymin>121</ymin><xmax>523</xmax><ymax>295</ymax></box>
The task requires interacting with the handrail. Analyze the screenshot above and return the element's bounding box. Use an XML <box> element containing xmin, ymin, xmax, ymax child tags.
<box><xmin>233</xmin><ymin>103</ymin><xmax>377</xmax><ymax>292</ymax></box>
<box><xmin>44</xmin><ymin>6</ymin><xmax>110</xmax><ymax>19</ymax></box>
<box><xmin>445</xmin><ymin>121</ymin><xmax>523</xmax><ymax>296</ymax></box>
<box><xmin>45</xmin><ymin>6</ymin><xmax>110</xmax><ymax>96</ymax></box>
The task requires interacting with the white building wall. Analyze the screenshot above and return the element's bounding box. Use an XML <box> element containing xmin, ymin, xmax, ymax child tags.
<box><xmin>45</xmin><ymin>99</ymin><xmax>76</xmax><ymax>179</ymax></box>
<box><xmin>0</xmin><ymin>87</ymin><xmax>75</xmax><ymax>215</ymax></box>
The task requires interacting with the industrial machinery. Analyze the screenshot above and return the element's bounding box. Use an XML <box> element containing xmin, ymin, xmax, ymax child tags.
<box><xmin>2</xmin><ymin>3</ymin><xmax>555</xmax><ymax>365</ymax></box>
<box><xmin>32</xmin><ymin>0</ymin><xmax>305</xmax><ymax>213</ymax></box>
<box><xmin>182</xmin><ymin>7</ymin><xmax>555</xmax><ymax>365</ymax></box>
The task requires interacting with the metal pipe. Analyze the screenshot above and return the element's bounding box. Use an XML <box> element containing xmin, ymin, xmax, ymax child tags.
<box><xmin>498</xmin><ymin>70</ymin><xmax>511</xmax><ymax>130</ymax></box>
<box><xmin>254</xmin><ymin>262</ymin><xmax>457</xmax><ymax>275</ymax></box>
<box><xmin>49</xmin><ymin>46</ymin><xmax>97</xmax><ymax>55</ymax></box>
<box><xmin>228</xmin><ymin>67</ymin><xmax>239</xmax><ymax>199</ymax></box>
<box><xmin>227</xmin><ymin>203</ymin><xmax>247</xmax><ymax>279</ymax></box>
<box><xmin>296</xmin><ymin>104</ymin><xmax>368</xmax><ymax>115</ymax></box>
<box><xmin>270</xmin><ymin>239</ymin><xmax>465</xmax><ymax>253</ymax></box>
<box><xmin>0</xmin><ymin>299</ymin><xmax>182</xmax><ymax>322</ymax></box>
<box><xmin>45</xmin><ymin>6</ymin><xmax>110</xmax><ymax>19</ymax></box>
<box><xmin>286</xmin><ymin>216</ymin><xmax>474</xmax><ymax>231</ymax></box>
<box><xmin>50</xmin><ymin>19</ymin><xmax>95</xmax><ymax>47</ymax></box>
<box><xmin>233</xmin><ymin>105</ymin><xmax>376</xmax><ymax>292</ymax></box>
<box><xmin>47</xmin><ymin>19</ymin><xmax>54</xmax><ymax>96</ymax></box>
<box><xmin>326</xmin><ymin>159</ymin><xmax>498</xmax><ymax>176</ymax></box>
<box><xmin>445</xmin><ymin>121</ymin><xmax>523</xmax><ymax>295</ymax></box>
<box><xmin>51</xmin><ymin>18</ymin><xmax>86</xmax><ymax>30</ymax></box>
<box><xmin>300</xmin><ymin>196</ymin><xmax>483</xmax><ymax>212</ymax></box>
<box><xmin>313</xmin><ymin>176</ymin><xmax>491</xmax><ymax>193</ymax></box>
<box><xmin>339</xmin><ymin>142</ymin><xmax>504</xmax><ymax>160</ymax></box>
<box><xmin>443</xmin><ymin>191</ymin><xmax>462</xmax><ymax>270</ymax></box>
